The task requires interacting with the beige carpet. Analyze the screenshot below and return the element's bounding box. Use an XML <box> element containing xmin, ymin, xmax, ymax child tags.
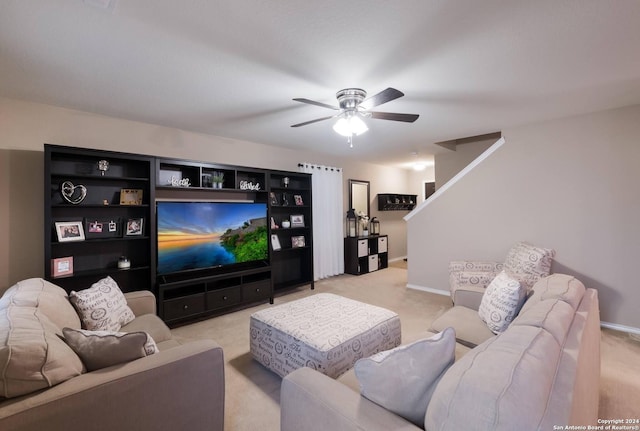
<box><xmin>172</xmin><ymin>265</ymin><xmax>640</xmax><ymax>431</ymax></box>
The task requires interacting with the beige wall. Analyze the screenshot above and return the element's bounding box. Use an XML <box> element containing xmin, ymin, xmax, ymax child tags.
<box><xmin>406</xmin><ymin>104</ymin><xmax>640</xmax><ymax>330</ymax></box>
<box><xmin>409</xmin><ymin>166</ymin><xmax>436</xmax><ymax>203</ymax></box>
<box><xmin>0</xmin><ymin>97</ymin><xmax>412</xmax><ymax>289</ymax></box>
<box><xmin>434</xmin><ymin>138</ymin><xmax>496</xmax><ymax>188</ymax></box>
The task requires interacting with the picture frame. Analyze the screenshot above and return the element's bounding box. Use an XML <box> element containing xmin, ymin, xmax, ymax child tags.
<box><xmin>291</xmin><ymin>235</ymin><xmax>305</xmax><ymax>248</ymax></box>
<box><xmin>290</xmin><ymin>214</ymin><xmax>305</xmax><ymax>227</ymax></box>
<box><xmin>269</xmin><ymin>192</ymin><xmax>279</xmax><ymax>206</ymax></box>
<box><xmin>120</xmin><ymin>189</ymin><xmax>143</xmax><ymax>205</ymax></box>
<box><xmin>125</xmin><ymin>218</ymin><xmax>144</xmax><ymax>236</ymax></box>
<box><xmin>84</xmin><ymin>217</ymin><xmax>122</xmax><ymax>239</ymax></box>
<box><xmin>51</xmin><ymin>256</ymin><xmax>74</xmax><ymax>278</ymax></box>
<box><xmin>55</xmin><ymin>221</ymin><xmax>85</xmax><ymax>242</ymax></box>
<box><xmin>294</xmin><ymin>194</ymin><xmax>304</xmax><ymax>206</ymax></box>
<box><xmin>88</xmin><ymin>221</ymin><xmax>103</xmax><ymax>233</ymax></box>
<box><xmin>271</xmin><ymin>234</ymin><xmax>281</xmax><ymax>251</ymax></box>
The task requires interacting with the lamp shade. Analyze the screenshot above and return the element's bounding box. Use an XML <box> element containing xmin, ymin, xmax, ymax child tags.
<box><xmin>333</xmin><ymin>118</ymin><xmax>352</xmax><ymax>137</ymax></box>
<box><xmin>349</xmin><ymin>115</ymin><xmax>368</xmax><ymax>135</ymax></box>
<box><xmin>333</xmin><ymin>115</ymin><xmax>369</xmax><ymax>137</ymax></box>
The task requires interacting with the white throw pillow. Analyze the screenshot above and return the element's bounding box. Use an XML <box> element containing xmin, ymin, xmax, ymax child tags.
<box><xmin>62</xmin><ymin>327</ymin><xmax>158</xmax><ymax>372</ymax></box>
<box><xmin>503</xmin><ymin>241</ymin><xmax>555</xmax><ymax>289</ymax></box>
<box><xmin>354</xmin><ymin>327</ymin><xmax>456</xmax><ymax>428</ymax></box>
<box><xmin>478</xmin><ymin>270</ymin><xmax>527</xmax><ymax>334</ymax></box>
<box><xmin>69</xmin><ymin>276</ymin><xmax>135</xmax><ymax>331</ymax></box>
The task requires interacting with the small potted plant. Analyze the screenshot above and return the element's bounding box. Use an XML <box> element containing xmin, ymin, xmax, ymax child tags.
<box><xmin>212</xmin><ymin>172</ymin><xmax>225</xmax><ymax>189</ymax></box>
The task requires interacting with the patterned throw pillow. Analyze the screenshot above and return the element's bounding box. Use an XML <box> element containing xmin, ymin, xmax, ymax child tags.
<box><xmin>478</xmin><ymin>271</ymin><xmax>527</xmax><ymax>334</ymax></box>
<box><xmin>69</xmin><ymin>276</ymin><xmax>135</xmax><ymax>331</ymax></box>
<box><xmin>354</xmin><ymin>328</ymin><xmax>456</xmax><ymax>428</ymax></box>
<box><xmin>503</xmin><ymin>241</ymin><xmax>555</xmax><ymax>289</ymax></box>
<box><xmin>62</xmin><ymin>327</ymin><xmax>158</xmax><ymax>372</ymax></box>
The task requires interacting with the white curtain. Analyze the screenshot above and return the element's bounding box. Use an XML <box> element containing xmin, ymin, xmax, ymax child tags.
<box><xmin>299</xmin><ymin>163</ymin><xmax>344</xmax><ymax>280</ymax></box>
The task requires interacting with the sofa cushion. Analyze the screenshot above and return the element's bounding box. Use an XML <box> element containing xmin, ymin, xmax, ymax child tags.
<box><xmin>425</xmin><ymin>325</ymin><xmax>564</xmax><ymax>431</ymax></box>
<box><xmin>512</xmin><ymin>299</ymin><xmax>576</xmax><ymax>346</ymax></box>
<box><xmin>0</xmin><ymin>279</ymin><xmax>84</xmax><ymax>398</ymax></box>
<box><xmin>430</xmin><ymin>306</ymin><xmax>496</xmax><ymax>347</ymax></box>
<box><xmin>478</xmin><ymin>271</ymin><xmax>527</xmax><ymax>334</ymax></box>
<box><xmin>503</xmin><ymin>241</ymin><xmax>555</xmax><ymax>289</ymax></box>
<box><xmin>354</xmin><ymin>327</ymin><xmax>456</xmax><ymax>428</ymax></box>
<box><xmin>62</xmin><ymin>327</ymin><xmax>158</xmax><ymax>371</ymax></box>
<box><xmin>69</xmin><ymin>276</ymin><xmax>135</xmax><ymax>331</ymax></box>
<box><xmin>520</xmin><ymin>273</ymin><xmax>585</xmax><ymax>315</ymax></box>
<box><xmin>120</xmin><ymin>313</ymin><xmax>173</xmax><ymax>344</ymax></box>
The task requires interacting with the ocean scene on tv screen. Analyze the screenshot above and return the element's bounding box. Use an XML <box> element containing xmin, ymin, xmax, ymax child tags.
<box><xmin>157</xmin><ymin>202</ymin><xmax>268</xmax><ymax>275</ymax></box>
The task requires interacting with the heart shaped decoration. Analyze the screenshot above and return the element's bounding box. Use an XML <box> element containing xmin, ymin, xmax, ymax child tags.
<box><xmin>60</xmin><ymin>181</ymin><xmax>87</xmax><ymax>205</ymax></box>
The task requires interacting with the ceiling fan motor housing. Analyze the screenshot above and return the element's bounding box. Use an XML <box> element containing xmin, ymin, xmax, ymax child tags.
<box><xmin>336</xmin><ymin>88</ymin><xmax>367</xmax><ymax>111</ymax></box>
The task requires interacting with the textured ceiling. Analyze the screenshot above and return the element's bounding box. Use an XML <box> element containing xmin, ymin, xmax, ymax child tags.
<box><xmin>1</xmin><ymin>0</ymin><xmax>639</xmax><ymax>169</ymax></box>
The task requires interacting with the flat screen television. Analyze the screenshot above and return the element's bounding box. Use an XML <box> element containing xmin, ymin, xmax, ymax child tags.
<box><xmin>156</xmin><ymin>201</ymin><xmax>268</xmax><ymax>276</ymax></box>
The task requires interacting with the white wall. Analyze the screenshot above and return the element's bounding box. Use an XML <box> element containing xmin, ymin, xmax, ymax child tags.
<box><xmin>406</xmin><ymin>104</ymin><xmax>640</xmax><ymax>330</ymax></box>
<box><xmin>0</xmin><ymin>97</ymin><xmax>412</xmax><ymax>288</ymax></box>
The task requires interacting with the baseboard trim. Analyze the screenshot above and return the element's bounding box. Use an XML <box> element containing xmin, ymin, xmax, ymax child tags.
<box><xmin>407</xmin><ymin>286</ymin><xmax>640</xmax><ymax>336</ymax></box>
<box><xmin>407</xmin><ymin>283</ymin><xmax>451</xmax><ymax>297</ymax></box>
<box><xmin>389</xmin><ymin>256</ymin><xmax>407</xmax><ymax>263</ymax></box>
<box><xmin>601</xmin><ymin>321</ymin><xmax>640</xmax><ymax>337</ymax></box>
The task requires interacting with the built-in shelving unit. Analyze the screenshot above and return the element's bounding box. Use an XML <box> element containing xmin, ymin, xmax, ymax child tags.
<box><xmin>344</xmin><ymin>235</ymin><xmax>388</xmax><ymax>275</ymax></box>
<box><xmin>44</xmin><ymin>144</ymin><xmax>155</xmax><ymax>293</ymax></box>
<box><xmin>268</xmin><ymin>171</ymin><xmax>314</xmax><ymax>292</ymax></box>
<box><xmin>45</xmin><ymin>145</ymin><xmax>314</xmax><ymax>324</ymax></box>
<box><xmin>377</xmin><ymin>193</ymin><xmax>417</xmax><ymax>211</ymax></box>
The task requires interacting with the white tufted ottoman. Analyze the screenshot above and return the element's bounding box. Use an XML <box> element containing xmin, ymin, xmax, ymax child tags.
<box><xmin>249</xmin><ymin>293</ymin><xmax>401</xmax><ymax>378</ymax></box>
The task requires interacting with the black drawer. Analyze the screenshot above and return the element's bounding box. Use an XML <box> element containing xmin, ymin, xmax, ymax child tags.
<box><xmin>163</xmin><ymin>294</ymin><xmax>205</xmax><ymax>321</ymax></box>
<box><xmin>242</xmin><ymin>280</ymin><xmax>271</xmax><ymax>303</ymax></box>
<box><xmin>206</xmin><ymin>286</ymin><xmax>242</xmax><ymax>310</ymax></box>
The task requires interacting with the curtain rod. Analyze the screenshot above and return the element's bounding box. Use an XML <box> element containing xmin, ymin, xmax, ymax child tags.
<box><xmin>298</xmin><ymin>163</ymin><xmax>341</xmax><ymax>172</ymax></box>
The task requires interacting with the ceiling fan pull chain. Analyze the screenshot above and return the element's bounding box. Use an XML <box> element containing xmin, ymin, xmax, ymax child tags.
<box><xmin>348</xmin><ymin>135</ymin><xmax>353</xmax><ymax>148</ymax></box>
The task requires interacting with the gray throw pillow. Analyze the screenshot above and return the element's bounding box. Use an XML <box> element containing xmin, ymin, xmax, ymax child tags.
<box><xmin>62</xmin><ymin>327</ymin><xmax>158</xmax><ymax>372</ymax></box>
<box><xmin>354</xmin><ymin>327</ymin><xmax>456</xmax><ymax>427</ymax></box>
<box><xmin>478</xmin><ymin>270</ymin><xmax>527</xmax><ymax>334</ymax></box>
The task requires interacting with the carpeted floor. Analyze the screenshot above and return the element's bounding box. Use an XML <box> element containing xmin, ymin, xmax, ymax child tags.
<box><xmin>172</xmin><ymin>264</ymin><xmax>640</xmax><ymax>431</ymax></box>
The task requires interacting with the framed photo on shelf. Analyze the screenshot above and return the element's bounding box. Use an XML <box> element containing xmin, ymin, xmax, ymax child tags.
<box><xmin>51</xmin><ymin>256</ymin><xmax>74</xmax><ymax>278</ymax></box>
<box><xmin>294</xmin><ymin>194</ymin><xmax>304</xmax><ymax>206</ymax></box>
<box><xmin>271</xmin><ymin>234</ymin><xmax>281</xmax><ymax>251</ymax></box>
<box><xmin>55</xmin><ymin>221</ymin><xmax>85</xmax><ymax>242</ymax></box>
<box><xmin>290</xmin><ymin>214</ymin><xmax>305</xmax><ymax>227</ymax></box>
<box><xmin>125</xmin><ymin>218</ymin><xmax>144</xmax><ymax>236</ymax></box>
<box><xmin>291</xmin><ymin>235</ymin><xmax>305</xmax><ymax>248</ymax></box>
<box><xmin>120</xmin><ymin>189</ymin><xmax>143</xmax><ymax>205</ymax></box>
<box><xmin>84</xmin><ymin>217</ymin><xmax>122</xmax><ymax>239</ymax></box>
<box><xmin>269</xmin><ymin>192</ymin><xmax>279</xmax><ymax>206</ymax></box>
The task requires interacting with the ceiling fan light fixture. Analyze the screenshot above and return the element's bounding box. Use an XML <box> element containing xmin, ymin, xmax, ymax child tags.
<box><xmin>332</xmin><ymin>117</ymin><xmax>352</xmax><ymax>137</ymax></box>
<box><xmin>349</xmin><ymin>115</ymin><xmax>368</xmax><ymax>136</ymax></box>
<box><xmin>332</xmin><ymin>114</ymin><xmax>368</xmax><ymax>137</ymax></box>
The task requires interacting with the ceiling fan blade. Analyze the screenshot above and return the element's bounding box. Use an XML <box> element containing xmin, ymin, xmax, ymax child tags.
<box><xmin>368</xmin><ymin>111</ymin><xmax>419</xmax><ymax>122</ymax></box>
<box><xmin>293</xmin><ymin>98</ymin><xmax>339</xmax><ymax>110</ymax></box>
<box><xmin>360</xmin><ymin>88</ymin><xmax>404</xmax><ymax>109</ymax></box>
<box><xmin>291</xmin><ymin>116</ymin><xmax>335</xmax><ymax>128</ymax></box>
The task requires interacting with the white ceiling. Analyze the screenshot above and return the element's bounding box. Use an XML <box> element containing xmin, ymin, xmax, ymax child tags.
<box><xmin>1</xmin><ymin>1</ymin><xmax>639</xmax><ymax>169</ymax></box>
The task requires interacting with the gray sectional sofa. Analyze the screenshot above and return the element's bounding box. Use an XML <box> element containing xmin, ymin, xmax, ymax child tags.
<box><xmin>0</xmin><ymin>278</ymin><xmax>224</xmax><ymax>431</ymax></box>
<box><xmin>281</xmin><ymin>273</ymin><xmax>601</xmax><ymax>430</ymax></box>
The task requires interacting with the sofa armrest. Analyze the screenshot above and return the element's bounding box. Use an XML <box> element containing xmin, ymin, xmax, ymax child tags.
<box><xmin>124</xmin><ymin>290</ymin><xmax>156</xmax><ymax>316</ymax></box>
<box><xmin>281</xmin><ymin>367</ymin><xmax>421</xmax><ymax>431</ymax></box>
<box><xmin>449</xmin><ymin>261</ymin><xmax>502</xmax><ymax>307</ymax></box>
<box><xmin>0</xmin><ymin>339</ymin><xmax>224</xmax><ymax>431</ymax></box>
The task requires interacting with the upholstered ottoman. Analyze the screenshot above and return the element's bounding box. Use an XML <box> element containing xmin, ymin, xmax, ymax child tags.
<box><xmin>250</xmin><ymin>293</ymin><xmax>401</xmax><ymax>378</ymax></box>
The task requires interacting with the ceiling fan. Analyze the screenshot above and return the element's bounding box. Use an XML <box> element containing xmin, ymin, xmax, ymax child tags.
<box><xmin>291</xmin><ymin>87</ymin><xmax>419</xmax><ymax>147</ymax></box>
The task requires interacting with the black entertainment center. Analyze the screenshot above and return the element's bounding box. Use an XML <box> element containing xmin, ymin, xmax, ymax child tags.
<box><xmin>44</xmin><ymin>144</ymin><xmax>314</xmax><ymax>324</ymax></box>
